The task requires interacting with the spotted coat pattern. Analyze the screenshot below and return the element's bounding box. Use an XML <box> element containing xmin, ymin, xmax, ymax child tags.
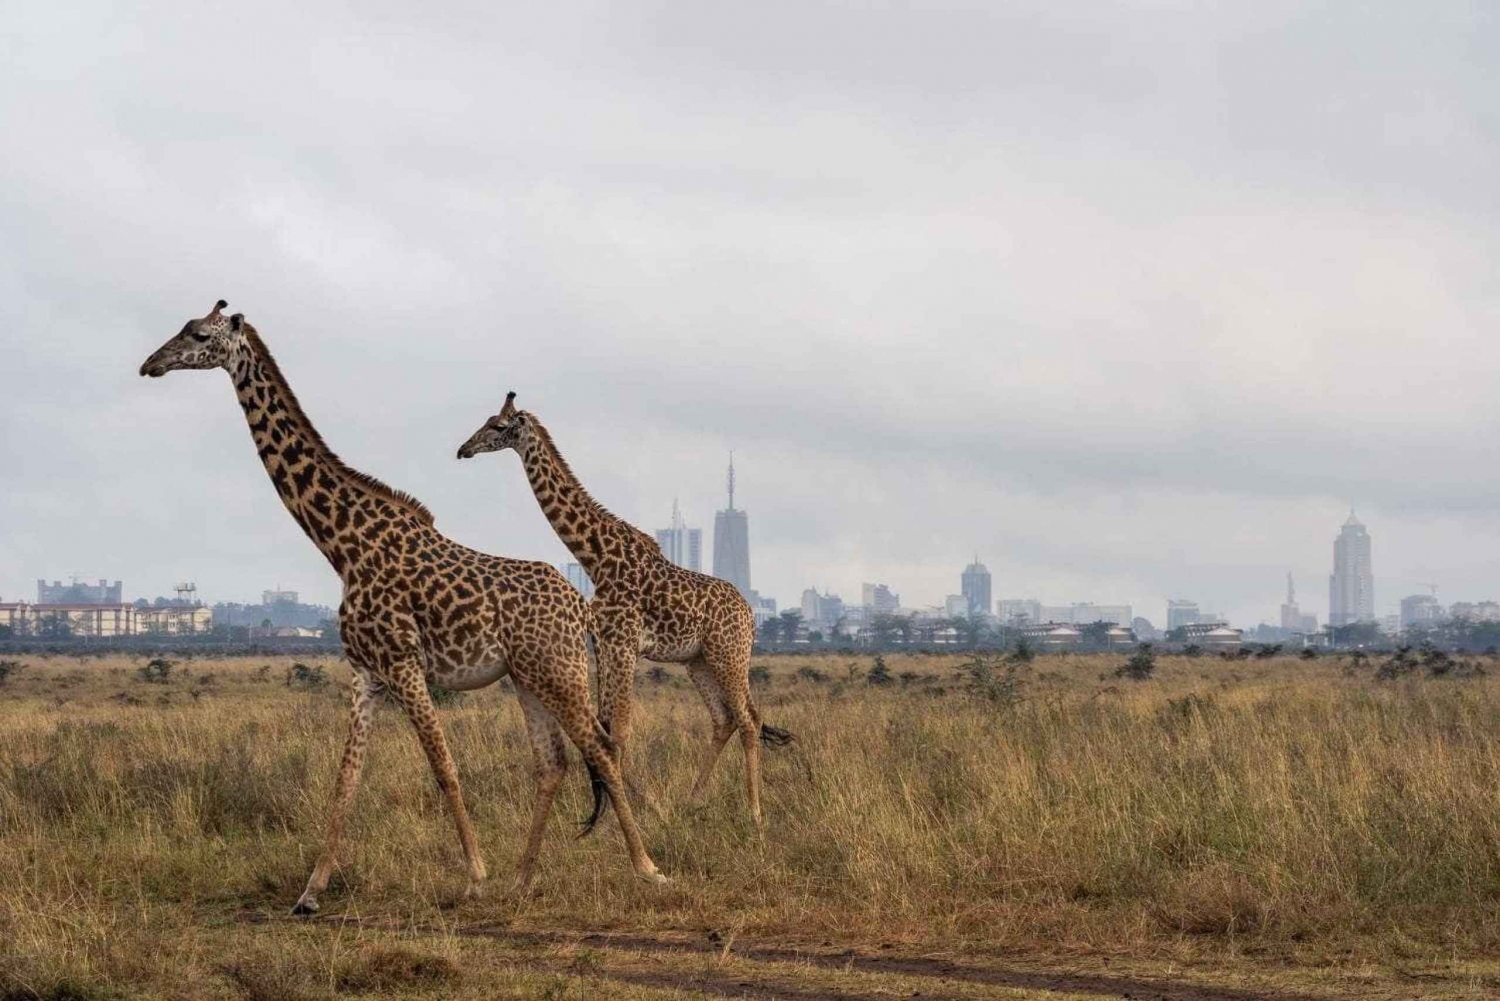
<box><xmin>140</xmin><ymin>303</ymin><xmax>666</xmax><ymax>914</ymax></box>
<box><xmin>458</xmin><ymin>394</ymin><xmax>785</xmax><ymax>825</ymax></box>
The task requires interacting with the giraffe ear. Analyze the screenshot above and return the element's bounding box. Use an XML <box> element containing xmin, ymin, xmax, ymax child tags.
<box><xmin>230</xmin><ymin>313</ymin><xmax>244</xmax><ymax>331</ymax></box>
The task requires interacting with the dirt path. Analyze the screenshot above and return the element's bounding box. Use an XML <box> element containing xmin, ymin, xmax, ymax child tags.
<box><xmin>467</xmin><ymin>927</ymin><xmax>1326</xmax><ymax>1001</ymax></box>
<box><xmin>278</xmin><ymin>913</ymin><xmax>1336</xmax><ymax>1000</ymax></box>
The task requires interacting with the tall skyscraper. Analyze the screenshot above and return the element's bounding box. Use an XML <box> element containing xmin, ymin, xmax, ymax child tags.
<box><xmin>654</xmin><ymin>498</ymin><xmax>702</xmax><ymax>572</ymax></box>
<box><xmin>711</xmin><ymin>454</ymin><xmax>752</xmax><ymax>599</ymax></box>
<box><xmin>960</xmin><ymin>557</ymin><xmax>992</xmax><ymax>617</ymax></box>
<box><xmin>1329</xmin><ymin>511</ymin><xmax>1374</xmax><ymax>626</ymax></box>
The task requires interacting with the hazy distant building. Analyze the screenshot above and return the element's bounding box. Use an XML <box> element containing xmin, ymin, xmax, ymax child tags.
<box><xmin>943</xmin><ymin>594</ymin><xmax>969</xmax><ymax>618</ymax></box>
<box><xmin>1038</xmin><ymin>602</ymin><xmax>1132</xmax><ymax>626</ymax></box>
<box><xmin>711</xmin><ymin>456</ymin><xmax>752</xmax><ymax>600</ymax></box>
<box><xmin>800</xmin><ymin>588</ymin><xmax>845</xmax><ymax>631</ymax></box>
<box><xmin>1132</xmin><ymin>616</ymin><xmax>1160</xmax><ymax>642</ymax></box>
<box><xmin>1166</xmin><ymin>599</ymin><xmax>1200</xmax><ymax>631</ymax></box>
<box><xmin>861</xmin><ymin>582</ymin><xmax>900</xmax><ymax>614</ymax></box>
<box><xmin>1399</xmin><ymin>594</ymin><xmax>1443</xmax><ymax>631</ymax></box>
<box><xmin>960</xmin><ymin>558</ymin><xmax>992</xmax><ymax>617</ymax></box>
<box><xmin>997</xmin><ymin>598</ymin><xmax>1042</xmax><ymax>626</ymax></box>
<box><xmin>1328</xmin><ymin>511</ymin><xmax>1374</xmax><ymax>626</ymax></box>
<box><xmin>563</xmin><ymin>562</ymin><xmax>594</xmax><ymax>600</ymax></box>
<box><xmin>1</xmin><ymin>600</ymin><xmax>210</xmax><ymax>637</ymax></box>
<box><xmin>654</xmin><ymin>499</ymin><xmax>702</xmax><ymax>572</ymax></box>
<box><xmin>37</xmin><ymin>578</ymin><xmax>122</xmax><ymax>605</ymax></box>
<box><xmin>1280</xmin><ymin>573</ymin><xmax>1319</xmax><ymax>633</ymax></box>
<box><xmin>262</xmin><ymin>589</ymin><xmax>299</xmax><ymax>606</ymax></box>
<box><xmin>1449</xmin><ymin>600</ymin><xmax>1500</xmax><ymax>622</ymax></box>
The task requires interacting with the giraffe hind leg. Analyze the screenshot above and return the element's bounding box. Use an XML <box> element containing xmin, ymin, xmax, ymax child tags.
<box><xmin>509</xmin><ymin>684</ymin><xmax>570</xmax><ymax>895</ymax></box>
<box><xmin>686</xmin><ymin>661</ymin><xmax>735</xmax><ymax>809</ymax></box>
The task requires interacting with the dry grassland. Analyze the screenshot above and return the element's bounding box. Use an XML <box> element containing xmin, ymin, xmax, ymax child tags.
<box><xmin>1</xmin><ymin>650</ymin><xmax>1499</xmax><ymax>999</ymax></box>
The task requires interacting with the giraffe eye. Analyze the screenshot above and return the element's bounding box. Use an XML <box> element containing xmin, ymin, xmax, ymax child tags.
<box><xmin>191</xmin><ymin>329</ymin><xmax>210</xmax><ymax>342</ymax></box>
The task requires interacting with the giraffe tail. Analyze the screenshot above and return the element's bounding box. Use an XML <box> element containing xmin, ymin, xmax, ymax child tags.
<box><xmin>759</xmin><ymin>723</ymin><xmax>795</xmax><ymax>747</ymax></box>
<box><xmin>579</xmin><ymin>758</ymin><xmax>609</xmax><ymax>838</ymax></box>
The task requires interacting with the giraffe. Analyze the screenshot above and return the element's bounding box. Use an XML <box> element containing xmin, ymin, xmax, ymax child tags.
<box><xmin>457</xmin><ymin>392</ymin><xmax>792</xmax><ymax>826</ymax></box>
<box><xmin>139</xmin><ymin>302</ymin><xmax>667</xmax><ymax>913</ymax></box>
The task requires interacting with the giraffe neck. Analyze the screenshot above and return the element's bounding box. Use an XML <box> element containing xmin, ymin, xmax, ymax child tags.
<box><xmin>518</xmin><ymin>421</ymin><xmax>647</xmax><ymax>580</ymax></box>
<box><xmin>229</xmin><ymin>330</ymin><xmax>433</xmax><ymax>576</ymax></box>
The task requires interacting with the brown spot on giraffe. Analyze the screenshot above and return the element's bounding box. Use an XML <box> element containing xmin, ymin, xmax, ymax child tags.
<box><xmin>140</xmin><ymin>303</ymin><xmax>667</xmax><ymax>915</ymax></box>
<box><xmin>457</xmin><ymin>392</ymin><xmax>792</xmax><ymax>827</ymax></box>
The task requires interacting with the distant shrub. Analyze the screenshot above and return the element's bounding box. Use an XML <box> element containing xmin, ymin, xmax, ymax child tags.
<box><xmin>0</xmin><ymin>660</ymin><xmax>20</xmax><ymax>686</ymax></box>
<box><xmin>1300</xmin><ymin>648</ymin><xmax>1318</xmax><ymax>660</ymax></box>
<box><xmin>749</xmin><ymin>664</ymin><xmax>772</xmax><ymax>686</ymax></box>
<box><xmin>964</xmin><ymin>655</ymin><xmax>1023</xmax><ymax>707</ymax></box>
<box><xmin>646</xmin><ymin>664</ymin><xmax>672</xmax><ymax>684</ymax></box>
<box><xmin>286</xmin><ymin>662</ymin><xmax>328</xmax><ymax>689</ymax></box>
<box><xmin>795</xmin><ymin>665</ymin><xmax>826</xmax><ymax>684</ymax></box>
<box><xmin>427</xmin><ymin>681</ymin><xmax>464</xmax><ymax>707</ymax></box>
<box><xmin>1182</xmin><ymin>644</ymin><xmax>1203</xmax><ymax>659</ymax></box>
<box><xmin>137</xmin><ymin>658</ymin><xmax>173</xmax><ymax>683</ymax></box>
<box><xmin>867</xmin><ymin>655</ymin><xmax>893</xmax><ymax>686</ymax></box>
<box><xmin>1375</xmin><ymin>647</ymin><xmax>1417</xmax><ymax>681</ymax></box>
<box><xmin>1114</xmin><ymin>644</ymin><xmax>1157</xmax><ymax>681</ymax></box>
<box><xmin>1255</xmin><ymin>644</ymin><xmax>1283</xmax><ymax>659</ymax></box>
<box><xmin>1008</xmin><ymin>639</ymin><xmax>1034</xmax><ymax>664</ymax></box>
<box><xmin>898</xmin><ymin>671</ymin><xmax>921</xmax><ymax>686</ymax></box>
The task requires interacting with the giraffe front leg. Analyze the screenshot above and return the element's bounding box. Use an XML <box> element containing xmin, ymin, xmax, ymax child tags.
<box><xmin>294</xmin><ymin>672</ymin><xmax>382</xmax><ymax>916</ymax></box>
<box><xmin>386</xmin><ymin>662</ymin><xmax>488</xmax><ymax>900</ymax></box>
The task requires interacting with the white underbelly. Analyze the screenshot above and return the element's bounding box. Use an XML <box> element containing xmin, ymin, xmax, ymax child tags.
<box><xmin>428</xmin><ymin>659</ymin><xmax>509</xmax><ymax>691</ymax></box>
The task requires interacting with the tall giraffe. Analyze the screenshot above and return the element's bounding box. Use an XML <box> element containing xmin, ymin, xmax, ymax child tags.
<box><xmin>458</xmin><ymin>393</ymin><xmax>792</xmax><ymax>826</ymax></box>
<box><xmin>139</xmin><ymin>303</ymin><xmax>666</xmax><ymax>913</ymax></box>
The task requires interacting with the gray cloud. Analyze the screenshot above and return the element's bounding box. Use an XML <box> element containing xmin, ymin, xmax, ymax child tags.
<box><xmin>3</xmin><ymin>1</ymin><xmax>1498</xmax><ymax>627</ymax></box>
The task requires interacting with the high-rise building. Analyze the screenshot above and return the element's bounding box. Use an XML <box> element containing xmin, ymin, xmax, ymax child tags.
<box><xmin>654</xmin><ymin>499</ymin><xmax>702</xmax><ymax>572</ymax></box>
<box><xmin>960</xmin><ymin>558</ymin><xmax>992</xmax><ymax>617</ymax></box>
<box><xmin>1166</xmin><ymin>599</ymin><xmax>1200</xmax><ymax>631</ymax></box>
<box><xmin>262</xmin><ymin>589</ymin><xmax>299</xmax><ymax>606</ymax></box>
<box><xmin>1280</xmin><ymin>573</ymin><xmax>1319</xmax><ymax>633</ymax></box>
<box><xmin>1329</xmin><ymin>511</ymin><xmax>1374</xmax><ymax>626</ymax></box>
<box><xmin>563</xmin><ymin>562</ymin><xmax>594</xmax><ymax>599</ymax></box>
<box><xmin>711</xmin><ymin>455</ymin><xmax>752</xmax><ymax>599</ymax></box>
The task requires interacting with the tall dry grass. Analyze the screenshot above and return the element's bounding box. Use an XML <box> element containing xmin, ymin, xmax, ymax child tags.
<box><xmin>1</xmin><ymin>651</ymin><xmax>1499</xmax><ymax>996</ymax></box>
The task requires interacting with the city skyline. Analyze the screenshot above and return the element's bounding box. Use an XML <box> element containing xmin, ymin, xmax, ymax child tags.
<box><xmin>9</xmin><ymin>505</ymin><xmax>1500</xmax><ymax>632</ymax></box>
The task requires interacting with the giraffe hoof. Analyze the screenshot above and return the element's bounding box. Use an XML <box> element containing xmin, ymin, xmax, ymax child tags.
<box><xmin>636</xmin><ymin>870</ymin><xmax>670</xmax><ymax>886</ymax></box>
<box><xmin>464</xmin><ymin>881</ymin><xmax>487</xmax><ymax>901</ymax></box>
<box><xmin>291</xmin><ymin>898</ymin><xmax>320</xmax><ymax>916</ymax></box>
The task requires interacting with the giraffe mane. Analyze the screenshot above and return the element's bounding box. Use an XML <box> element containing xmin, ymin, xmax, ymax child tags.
<box><xmin>244</xmin><ymin>327</ymin><xmax>435</xmax><ymax>527</ymax></box>
<box><xmin>529</xmin><ymin>420</ymin><xmax>660</xmax><ymax>553</ymax></box>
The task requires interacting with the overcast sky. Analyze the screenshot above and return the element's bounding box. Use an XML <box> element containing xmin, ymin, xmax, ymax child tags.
<box><xmin>3</xmin><ymin>2</ymin><xmax>1499</xmax><ymax>627</ymax></box>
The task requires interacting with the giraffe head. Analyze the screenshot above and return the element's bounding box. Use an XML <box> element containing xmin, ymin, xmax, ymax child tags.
<box><xmin>456</xmin><ymin>391</ymin><xmax>533</xmax><ymax>459</ymax></box>
<box><xmin>138</xmin><ymin>300</ymin><xmax>248</xmax><ymax>377</ymax></box>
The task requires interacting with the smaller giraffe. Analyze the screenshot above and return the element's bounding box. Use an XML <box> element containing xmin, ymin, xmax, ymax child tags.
<box><xmin>458</xmin><ymin>392</ymin><xmax>792</xmax><ymax>826</ymax></box>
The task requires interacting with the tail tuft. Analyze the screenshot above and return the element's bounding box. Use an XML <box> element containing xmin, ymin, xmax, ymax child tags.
<box><xmin>759</xmin><ymin>723</ymin><xmax>795</xmax><ymax>747</ymax></box>
<box><xmin>579</xmin><ymin>759</ymin><xmax>609</xmax><ymax>838</ymax></box>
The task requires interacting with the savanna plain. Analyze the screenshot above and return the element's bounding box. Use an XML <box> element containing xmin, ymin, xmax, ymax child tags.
<box><xmin>2</xmin><ymin>649</ymin><xmax>1499</xmax><ymax>1000</ymax></box>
